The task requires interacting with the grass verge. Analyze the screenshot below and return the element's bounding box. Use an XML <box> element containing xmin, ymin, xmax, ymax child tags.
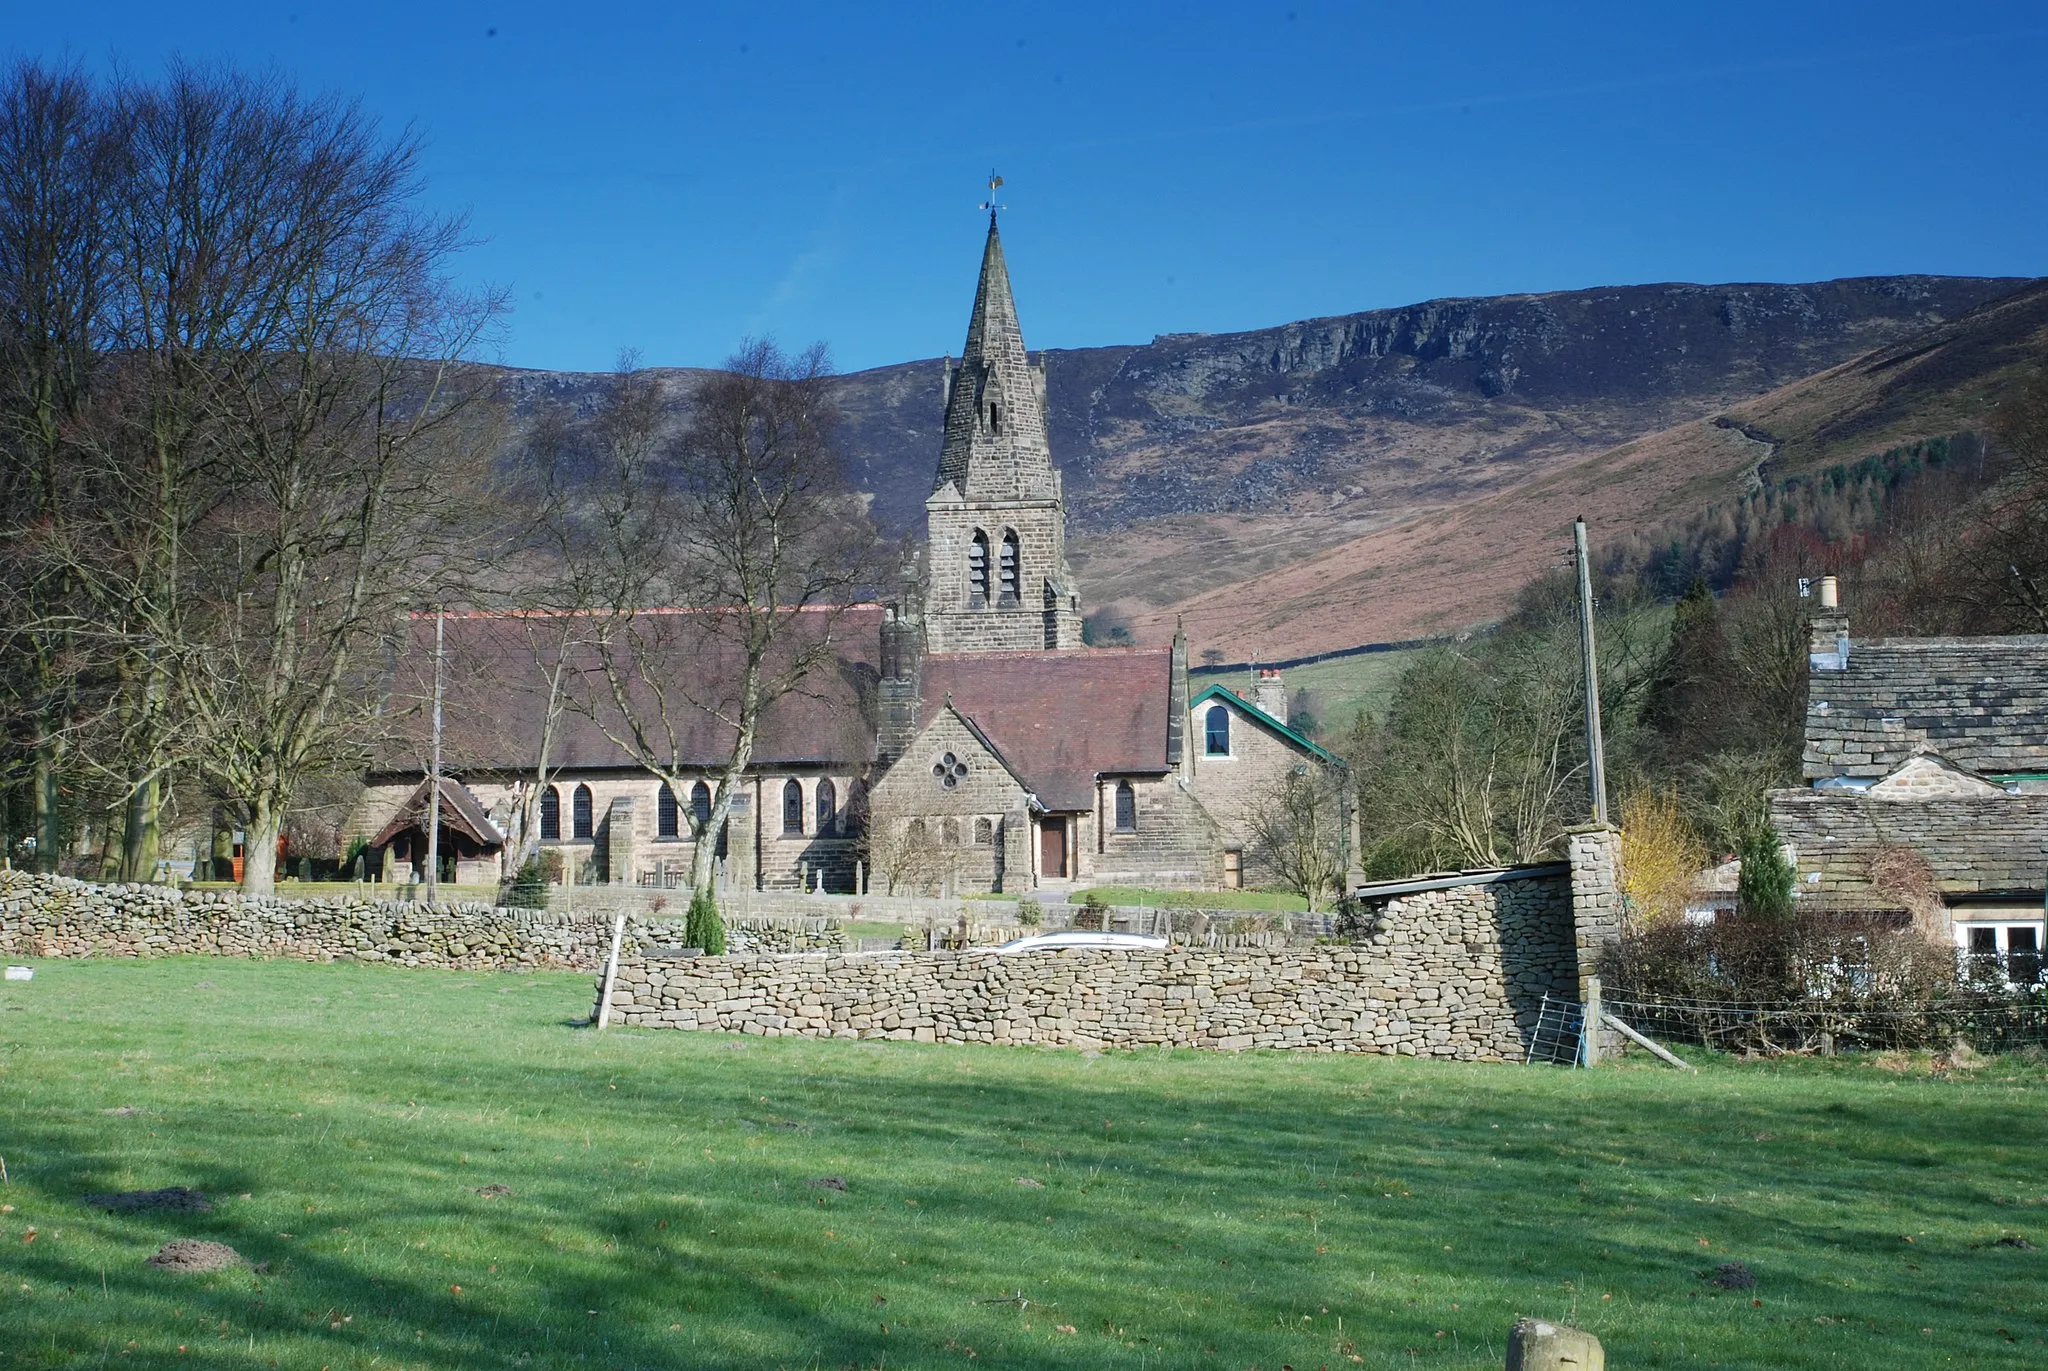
<box><xmin>0</xmin><ymin>957</ymin><xmax>2042</xmax><ymax>1369</ymax></box>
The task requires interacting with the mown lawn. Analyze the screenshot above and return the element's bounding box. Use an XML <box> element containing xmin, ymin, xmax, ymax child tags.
<box><xmin>0</xmin><ymin>958</ymin><xmax>2042</xmax><ymax>1370</ymax></box>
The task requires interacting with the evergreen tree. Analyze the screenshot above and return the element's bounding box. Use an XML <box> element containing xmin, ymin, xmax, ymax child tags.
<box><xmin>684</xmin><ymin>887</ymin><xmax>726</xmax><ymax>956</ymax></box>
<box><xmin>1643</xmin><ymin>577</ymin><xmax>1733</xmax><ymax>768</ymax></box>
<box><xmin>1735</xmin><ymin>822</ymin><xmax>1796</xmax><ymax>922</ymax></box>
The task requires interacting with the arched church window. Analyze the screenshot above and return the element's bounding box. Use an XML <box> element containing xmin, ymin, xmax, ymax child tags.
<box><xmin>816</xmin><ymin>778</ymin><xmax>837</xmax><ymax>833</ymax></box>
<box><xmin>999</xmin><ymin>531</ymin><xmax>1020</xmax><ymax>606</ymax></box>
<box><xmin>782</xmin><ymin>779</ymin><xmax>804</xmax><ymax>835</ymax></box>
<box><xmin>572</xmin><ymin>784</ymin><xmax>594</xmax><ymax>839</ymax></box>
<box><xmin>968</xmin><ymin>530</ymin><xmax>990</xmax><ymax>606</ymax></box>
<box><xmin>658</xmin><ymin>783</ymin><xmax>679</xmax><ymax>839</ymax></box>
<box><xmin>1204</xmin><ymin>705</ymin><xmax>1231</xmax><ymax>756</ymax></box>
<box><xmin>538</xmin><ymin>785</ymin><xmax>561</xmax><ymax>840</ymax></box>
<box><xmin>690</xmin><ymin>781</ymin><xmax>711</xmax><ymax>832</ymax></box>
<box><xmin>973</xmin><ymin>816</ymin><xmax>994</xmax><ymax>846</ymax></box>
<box><xmin>1114</xmin><ymin>781</ymin><xmax>1137</xmax><ymax>832</ymax></box>
<box><xmin>943</xmin><ymin>818</ymin><xmax>961</xmax><ymax>847</ymax></box>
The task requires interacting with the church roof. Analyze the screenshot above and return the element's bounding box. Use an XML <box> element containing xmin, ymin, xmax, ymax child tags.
<box><xmin>368</xmin><ymin>608</ymin><xmax>882</xmax><ymax>777</ymax></box>
<box><xmin>922</xmin><ymin>647</ymin><xmax>1175</xmax><ymax>810</ymax></box>
<box><xmin>1803</xmin><ymin>634</ymin><xmax>2048</xmax><ymax>781</ymax></box>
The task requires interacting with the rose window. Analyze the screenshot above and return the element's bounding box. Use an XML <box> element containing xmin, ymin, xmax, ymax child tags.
<box><xmin>932</xmin><ymin>752</ymin><xmax>968</xmax><ymax>789</ymax></box>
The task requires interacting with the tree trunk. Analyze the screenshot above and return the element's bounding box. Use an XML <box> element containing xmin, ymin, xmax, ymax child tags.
<box><xmin>116</xmin><ymin>774</ymin><xmax>160</xmax><ymax>882</ymax></box>
<box><xmin>32</xmin><ymin>735</ymin><xmax>62</xmax><ymax>874</ymax></box>
<box><xmin>241</xmin><ymin>794</ymin><xmax>281</xmax><ymax>897</ymax></box>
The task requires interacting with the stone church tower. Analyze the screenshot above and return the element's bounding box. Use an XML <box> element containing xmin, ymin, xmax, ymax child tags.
<box><xmin>920</xmin><ymin>212</ymin><xmax>1084</xmax><ymax>653</ymax></box>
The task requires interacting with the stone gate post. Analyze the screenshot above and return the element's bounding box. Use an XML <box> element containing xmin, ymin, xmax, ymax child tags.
<box><xmin>1566</xmin><ymin>824</ymin><xmax>1622</xmax><ymax>1063</ymax></box>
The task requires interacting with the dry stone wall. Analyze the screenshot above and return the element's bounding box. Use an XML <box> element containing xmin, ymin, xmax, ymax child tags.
<box><xmin>0</xmin><ymin>871</ymin><xmax>839</xmax><ymax>970</ymax></box>
<box><xmin>599</xmin><ymin>873</ymin><xmax>1581</xmax><ymax>1059</ymax></box>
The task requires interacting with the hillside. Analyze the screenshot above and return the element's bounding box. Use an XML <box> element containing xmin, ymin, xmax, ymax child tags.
<box><xmin>1130</xmin><ymin>279</ymin><xmax>2048</xmax><ymax>656</ymax></box>
<box><xmin>493</xmin><ymin>273</ymin><xmax>2041</xmax><ymax>658</ymax></box>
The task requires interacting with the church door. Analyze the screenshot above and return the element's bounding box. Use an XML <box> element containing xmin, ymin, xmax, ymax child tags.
<box><xmin>1039</xmin><ymin>821</ymin><xmax>1067</xmax><ymax>879</ymax></box>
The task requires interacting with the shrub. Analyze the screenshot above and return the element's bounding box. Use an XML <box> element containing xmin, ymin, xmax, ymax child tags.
<box><xmin>1619</xmin><ymin>786</ymin><xmax>1708</xmax><ymax>931</ymax></box>
<box><xmin>502</xmin><ymin>858</ymin><xmax>548</xmax><ymax>910</ymax></box>
<box><xmin>684</xmin><ymin>888</ymin><xmax>726</xmax><ymax>956</ymax></box>
<box><xmin>1017</xmin><ymin>899</ymin><xmax>1043</xmax><ymax>927</ymax></box>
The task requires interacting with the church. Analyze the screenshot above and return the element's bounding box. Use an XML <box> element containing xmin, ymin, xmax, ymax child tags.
<box><xmin>353</xmin><ymin>212</ymin><xmax>1346</xmax><ymax>896</ymax></box>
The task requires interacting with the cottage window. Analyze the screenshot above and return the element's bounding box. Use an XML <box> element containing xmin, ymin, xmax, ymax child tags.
<box><xmin>690</xmin><ymin>781</ymin><xmax>711</xmax><ymax>832</ymax></box>
<box><xmin>1204</xmin><ymin>704</ymin><xmax>1231</xmax><ymax>756</ymax></box>
<box><xmin>538</xmin><ymin>785</ymin><xmax>561</xmax><ymax>840</ymax></box>
<box><xmin>2010</xmin><ymin>926</ymin><xmax>2042</xmax><ymax>986</ymax></box>
<box><xmin>998</xmin><ymin>531</ymin><xmax>1020</xmax><ymax>606</ymax></box>
<box><xmin>1114</xmin><ymin>781</ymin><xmax>1137</xmax><ymax>832</ymax></box>
<box><xmin>968</xmin><ymin>530</ymin><xmax>990</xmax><ymax>606</ymax></box>
<box><xmin>782</xmin><ymin>779</ymin><xmax>804</xmax><ymax>835</ymax></box>
<box><xmin>657</xmin><ymin>784</ymin><xmax>679</xmax><ymax>839</ymax></box>
<box><xmin>974</xmin><ymin>816</ymin><xmax>994</xmax><ymax>845</ymax></box>
<box><xmin>816</xmin><ymin>778</ymin><xmax>837</xmax><ymax>833</ymax></box>
<box><xmin>571</xmin><ymin>784</ymin><xmax>594</xmax><ymax>840</ymax></box>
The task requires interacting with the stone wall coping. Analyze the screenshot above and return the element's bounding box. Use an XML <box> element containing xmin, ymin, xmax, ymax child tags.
<box><xmin>1353</xmin><ymin>863</ymin><xmax>1569</xmax><ymax>898</ymax></box>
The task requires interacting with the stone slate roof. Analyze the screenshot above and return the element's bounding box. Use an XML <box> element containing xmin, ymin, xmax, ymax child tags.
<box><xmin>368</xmin><ymin>777</ymin><xmax>506</xmax><ymax>849</ymax></box>
<box><xmin>921</xmin><ymin>648</ymin><xmax>1174</xmax><ymax>810</ymax></box>
<box><xmin>369</xmin><ymin>608</ymin><xmax>882</xmax><ymax>777</ymax></box>
<box><xmin>1770</xmin><ymin>788</ymin><xmax>2048</xmax><ymax>905</ymax></box>
<box><xmin>1803</xmin><ymin>635</ymin><xmax>2048</xmax><ymax>781</ymax></box>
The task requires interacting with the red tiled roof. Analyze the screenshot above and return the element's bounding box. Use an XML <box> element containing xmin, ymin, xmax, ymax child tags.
<box><xmin>921</xmin><ymin>648</ymin><xmax>1173</xmax><ymax>810</ymax></box>
<box><xmin>370</xmin><ymin>608</ymin><xmax>882</xmax><ymax>776</ymax></box>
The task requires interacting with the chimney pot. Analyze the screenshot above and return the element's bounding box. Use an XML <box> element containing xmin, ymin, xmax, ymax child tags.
<box><xmin>1818</xmin><ymin>575</ymin><xmax>1839</xmax><ymax>610</ymax></box>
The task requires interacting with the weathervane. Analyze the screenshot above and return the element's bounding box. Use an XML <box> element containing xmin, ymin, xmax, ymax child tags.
<box><xmin>979</xmin><ymin>170</ymin><xmax>1005</xmax><ymax>218</ymax></box>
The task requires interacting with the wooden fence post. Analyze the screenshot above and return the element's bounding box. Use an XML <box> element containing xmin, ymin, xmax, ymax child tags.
<box><xmin>595</xmin><ymin>913</ymin><xmax>627</xmax><ymax>1030</ymax></box>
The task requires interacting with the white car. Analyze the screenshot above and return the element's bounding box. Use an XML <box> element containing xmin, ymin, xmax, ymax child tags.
<box><xmin>990</xmin><ymin>931</ymin><xmax>1169</xmax><ymax>954</ymax></box>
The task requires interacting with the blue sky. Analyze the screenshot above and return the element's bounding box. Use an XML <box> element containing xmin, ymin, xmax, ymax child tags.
<box><xmin>12</xmin><ymin>2</ymin><xmax>2046</xmax><ymax>374</ymax></box>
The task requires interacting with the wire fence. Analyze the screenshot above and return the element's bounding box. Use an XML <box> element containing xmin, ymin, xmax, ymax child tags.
<box><xmin>1606</xmin><ymin>989</ymin><xmax>2048</xmax><ymax>1055</ymax></box>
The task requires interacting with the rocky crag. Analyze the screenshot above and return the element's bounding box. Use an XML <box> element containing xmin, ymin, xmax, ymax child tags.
<box><xmin>494</xmin><ymin>274</ymin><xmax>2041</xmax><ymax>656</ymax></box>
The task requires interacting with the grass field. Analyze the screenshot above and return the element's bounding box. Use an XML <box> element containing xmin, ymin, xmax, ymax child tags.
<box><xmin>1</xmin><ymin>958</ymin><xmax>2043</xmax><ymax>1370</ymax></box>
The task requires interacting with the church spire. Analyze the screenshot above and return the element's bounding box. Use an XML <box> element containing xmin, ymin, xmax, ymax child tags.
<box><xmin>932</xmin><ymin>206</ymin><xmax>1056</xmax><ymax>501</ymax></box>
<box><xmin>921</xmin><ymin>192</ymin><xmax>1082</xmax><ymax>654</ymax></box>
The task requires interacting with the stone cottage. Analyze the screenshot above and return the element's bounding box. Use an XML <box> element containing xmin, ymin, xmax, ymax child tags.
<box><xmin>1768</xmin><ymin>576</ymin><xmax>2048</xmax><ymax>979</ymax></box>
<box><xmin>351</xmin><ymin>210</ymin><xmax>1345</xmax><ymax>895</ymax></box>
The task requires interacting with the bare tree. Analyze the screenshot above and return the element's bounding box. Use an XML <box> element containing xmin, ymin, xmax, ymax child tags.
<box><xmin>551</xmin><ymin>343</ymin><xmax>887</xmax><ymax>927</ymax></box>
<box><xmin>0</xmin><ymin>59</ymin><xmax>120</xmax><ymax>872</ymax></box>
<box><xmin>1245</xmin><ymin>765</ymin><xmax>1349</xmax><ymax>911</ymax></box>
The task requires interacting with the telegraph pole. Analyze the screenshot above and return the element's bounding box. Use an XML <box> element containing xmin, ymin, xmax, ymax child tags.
<box><xmin>1573</xmin><ymin>517</ymin><xmax>1610</xmax><ymax>826</ymax></box>
<box><xmin>424</xmin><ymin>608</ymin><xmax>446</xmax><ymax>901</ymax></box>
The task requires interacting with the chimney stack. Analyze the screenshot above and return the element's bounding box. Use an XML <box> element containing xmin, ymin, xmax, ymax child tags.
<box><xmin>1808</xmin><ymin>578</ymin><xmax>1850</xmax><ymax>671</ymax></box>
<box><xmin>1253</xmin><ymin>668</ymin><xmax>1288</xmax><ymax>725</ymax></box>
